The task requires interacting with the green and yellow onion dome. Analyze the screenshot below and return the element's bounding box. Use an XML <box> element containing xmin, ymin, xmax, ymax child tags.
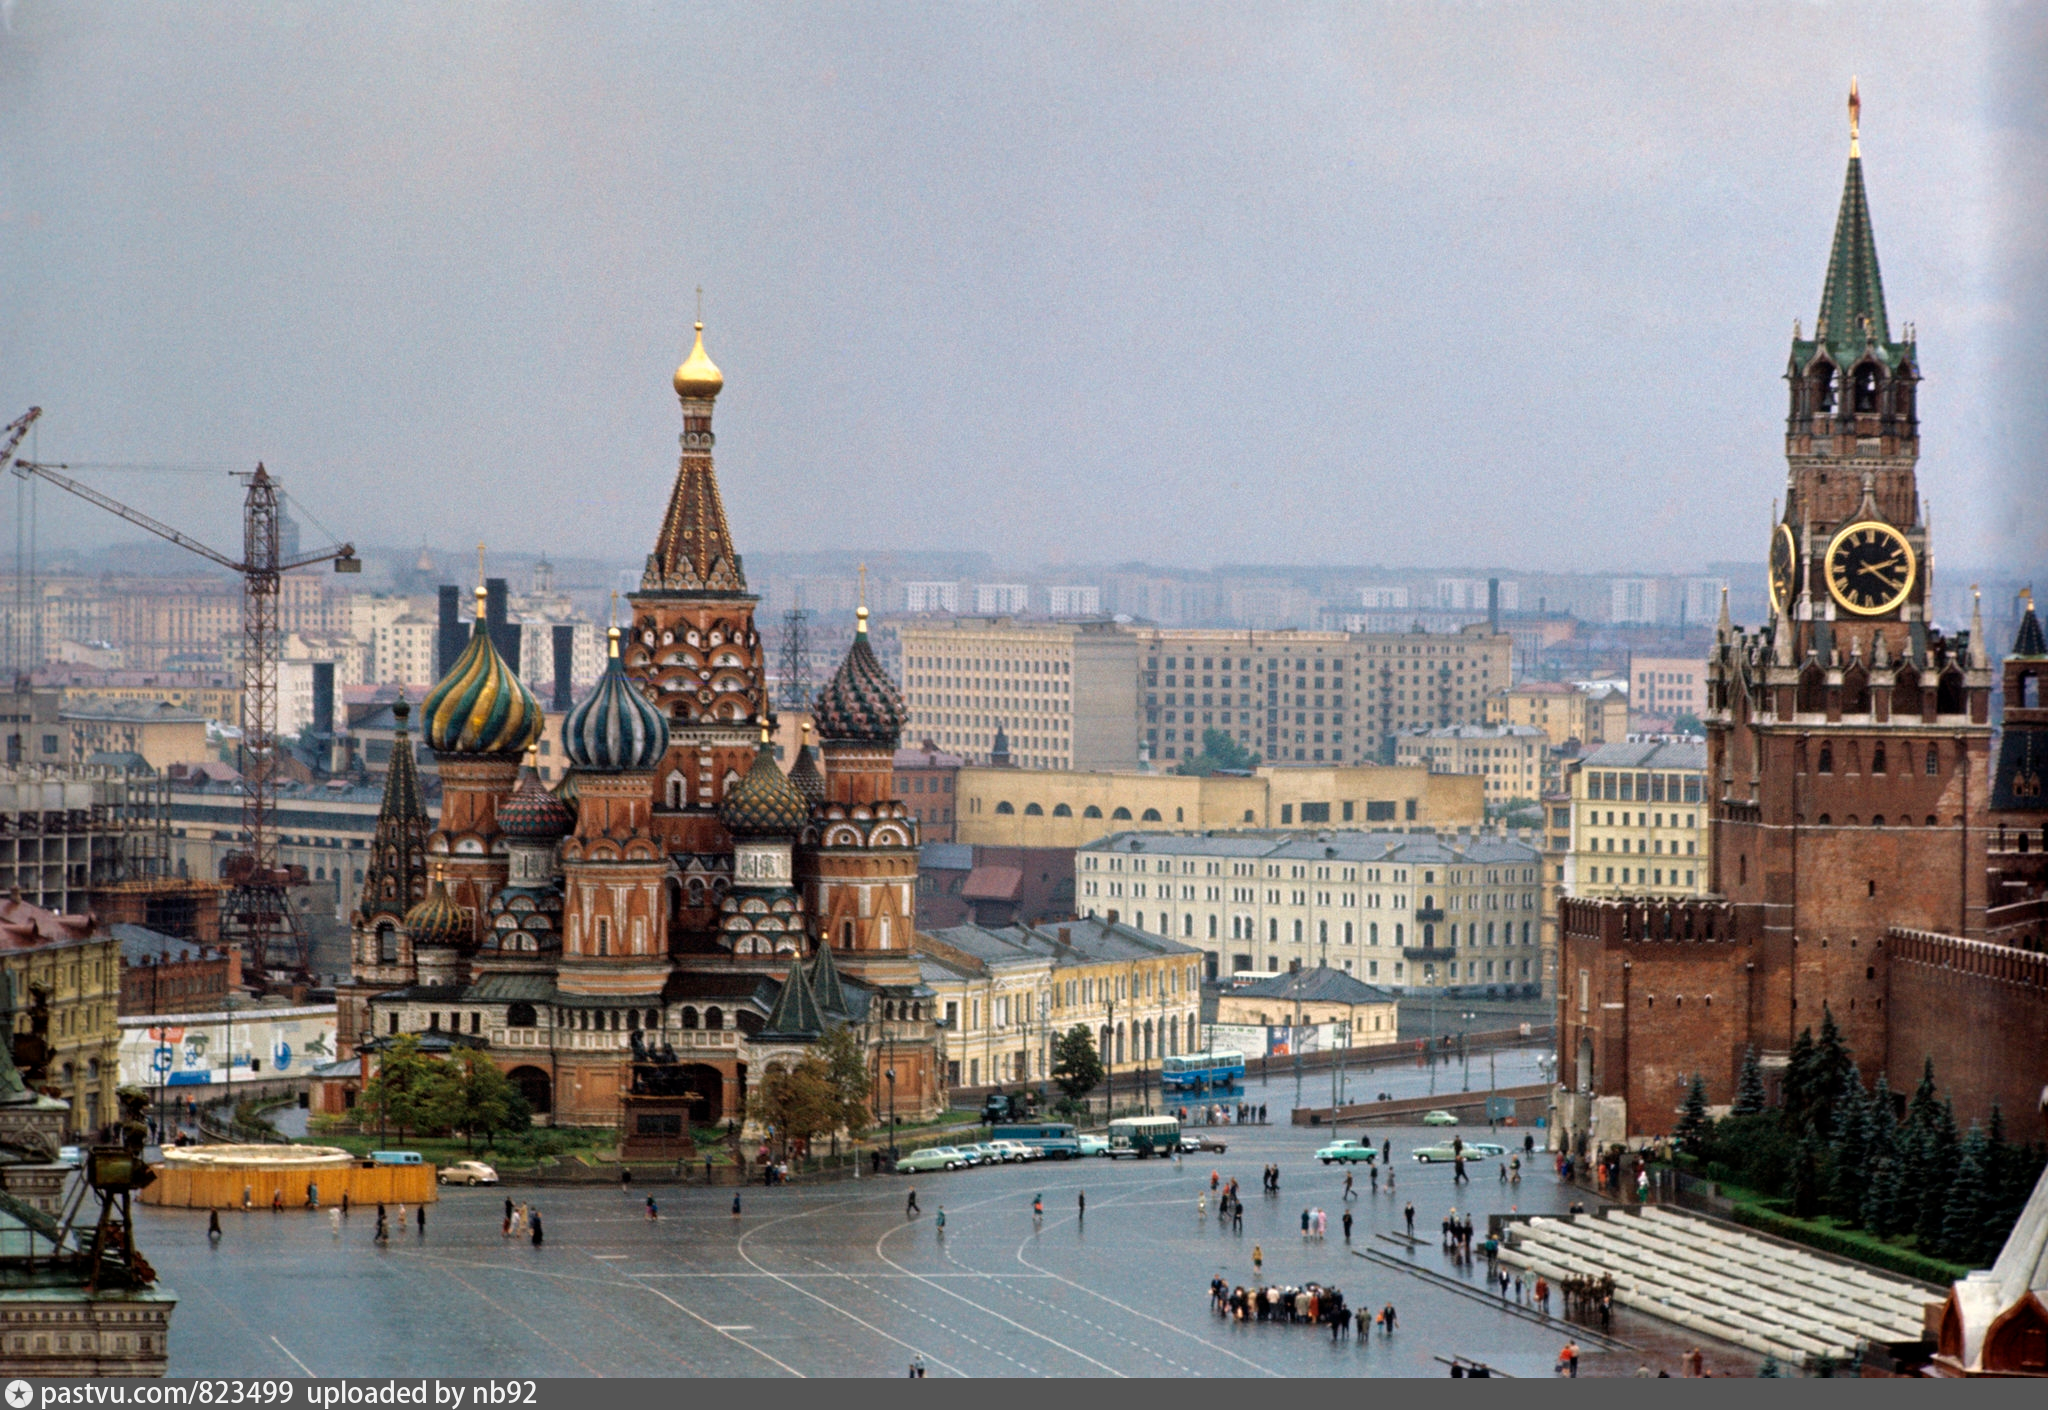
<box><xmin>497</xmin><ymin>759</ymin><xmax>573</xmax><ymax>842</ymax></box>
<box><xmin>718</xmin><ymin>731</ymin><xmax>810</xmax><ymax>839</ymax></box>
<box><xmin>813</xmin><ymin>605</ymin><xmax>906</xmax><ymax>746</ymax></box>
<box><xmin>403</xmin><ymin>881</ymin><xmax>469</xmax><ymax>948</ymax></box>
<box><xmin>422</xmin><ymin>585</ymin><xmax>544</xmax><ymax>756</ymax></box>
<box><xmin>564</xmin><ymin>627</ymin><xmax>669</xmax><ymax>772</ymax></box>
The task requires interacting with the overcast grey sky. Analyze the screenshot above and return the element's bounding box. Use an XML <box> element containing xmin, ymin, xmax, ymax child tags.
<box><xmin>3</xmin><ymin>3</ymin><xmax>2042</xmax><ymax>574</ymax></box>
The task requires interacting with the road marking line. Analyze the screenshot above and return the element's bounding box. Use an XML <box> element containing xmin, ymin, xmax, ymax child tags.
<box><xmin>269</xmin><ymin>1337</ymin><xmax>314</xmax><ymax>1377</ymax></box>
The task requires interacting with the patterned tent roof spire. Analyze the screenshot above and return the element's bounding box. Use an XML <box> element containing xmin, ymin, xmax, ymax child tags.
<box><xmin>759</xmin><ymin>953</ymin><xmax>825</xmax><ymax>1041</ymax></box>
<box><xmin>1803</xmin><ymin>79</ymin><xmax>1906</xmax><ymax>371</ymax></box>
<box><xmin>808</xmin><ymin>935</ymin><xmax>850</xmax><ymax>1018</ymax></box>
<box><xmin>644</xmin><ymin>319</ymin><xmax>746</xmax><ymax>595</ymax></box>
<box><xmin>2012</xmin><ymin>590</ymin><xmax>2045</xmax><ymax>659</ymax></box>
<box><xmin>356</xmin><ymin>694</ymin><xmax>429</xmax><ymax>923</ymax></box>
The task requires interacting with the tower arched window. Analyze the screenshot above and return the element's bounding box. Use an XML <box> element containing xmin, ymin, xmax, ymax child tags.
<box><xmin>840</xmin><ymin>919</ymin><xmax>854</xmax><ymax>948</ymax></box>
<box><xmin>1852</xmin><ymin>363</ymin><xmax>1880</xmax><ymax>413</ymax></box>
<box><xmin>1812</xmin><ymin>362</ymin><xmax>1837</xmax><ymax>414</ymax></box>
<box><xmin>666</xmin><ymin>772</ymin><xmax>685</xmax><ymax>809</ymax></box>
<box><xmin>1817</xmin><ymin>743</ymin><xmax>1833</xmax><ymax>774</ymax></box>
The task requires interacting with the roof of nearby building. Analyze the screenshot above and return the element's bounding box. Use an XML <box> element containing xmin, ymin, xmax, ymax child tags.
<box><xmin>59</xmin><ymin>700</ymin><xmax>209</xmax><ymax>724</ymax></box>
<box><xmin>1400</xmin><ymin>724</ymin><xmax>1547</xmax><ymax>741</ymax></box>
<box><xmin>961</xmin><ymin>865</ymin><xmax>1023</xmax><ymax>901</ymax></box>
<box><xmin>920</xmin><ymin>915</ymin><xmax>1202</xmax><ymax>975</ymax></box>
<box><xmin>896</xmin><ymin>745</ymin><xmax>966</xmax><ymax>768</ymax></box>
<box><xmin>1076</xmin><ymin>829</ymin><xmax>1541</xmax><ymax>865</ymax></box>
<box><xmin>1223</xmin><ymin>964</ymin><xmax>1397</xmax><ymax>1006</ymax></box>
<box><xmin>1947</xmin><ymin>1162</ymin><xmax>2048</xmax><ymax>1370</ymax></box>
<box><xmin>112</xmin><ymin>923</ymin><xmax>224</xmax><ymax>965</ymax></box>
<box><xmin>920</xmin><ymin>842</ymin><xmax>976</xmax><ymax>872</ymax></box>
<box><xmin>1579</xmin><ymin>739</ymin><xmax>1708</xmax><ymax>770</ymax></box>
<box><xmin>0</xmin><ymin>897</ymin><xmax>100</xmax><ymax>949</ymax></box>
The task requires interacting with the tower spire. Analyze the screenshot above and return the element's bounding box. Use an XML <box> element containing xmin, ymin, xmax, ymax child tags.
<box><xmin>645</xmin><ymin>319</ymin><xmax>744</xmax><ymax>595</ymax></box>
<box><xmin>1849</xmin><ymin>75</ymin><xmax>1860</xmax><ymax>158</ymax></box>
<box><xmin>1813</xmin><ymin>79</ymin><xmax>1891</xmax><ymax>363</ymax></box>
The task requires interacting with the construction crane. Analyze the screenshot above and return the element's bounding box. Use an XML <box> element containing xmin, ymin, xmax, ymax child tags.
<box><xmin>5</xmin><ymin>408</ymin><xmax>360</xmax><ymax>987</ymax></box>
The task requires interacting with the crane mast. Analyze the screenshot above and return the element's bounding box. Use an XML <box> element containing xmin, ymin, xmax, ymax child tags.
<box><xmin>7</xmin><ymin>414</ymin><xmax>359</xmax><ymax>988</ymax></box>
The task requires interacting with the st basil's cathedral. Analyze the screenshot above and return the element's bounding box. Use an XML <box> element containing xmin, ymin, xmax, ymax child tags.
<box><xmin>334</xmin><ymin>325</ymin><xmax>943</xmax><ymax>1141</ymax></box>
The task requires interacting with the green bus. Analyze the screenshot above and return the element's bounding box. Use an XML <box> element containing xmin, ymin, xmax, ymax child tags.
<box><xmin>1106</xmin><ymin>1115</ymin><xmax>1182</xmax><ymax>1159</ymax></box>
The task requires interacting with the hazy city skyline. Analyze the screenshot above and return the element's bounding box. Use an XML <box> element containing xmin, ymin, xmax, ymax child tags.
<box><xmin>4</xmin><ymin>4</ymin><xmax>2042</xmax><ymax>575</ymax></box>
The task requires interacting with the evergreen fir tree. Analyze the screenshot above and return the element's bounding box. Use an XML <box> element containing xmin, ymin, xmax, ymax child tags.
<box><xmin>1861</xmin><ymin>1078</ymin><xmax>1903</xmax><ymax>1237</ymax></box>
<box><xmin>1827</xmin><ymin>1066</ymin><xmax>1869</xmax><ymax>1225</ymax></box>
<box><xmin>1809</xmin><ymin>1008</ymin><xmax>1855</xmax><ymax>1140</ymax></box>
<box><xmin>1982</xmin><ymin>1104</ymin><xmax>2025</xmax><ymax>1239</ymax></box>
<box><xmin>1941</xmin><ymin>1124</ymin><xmax>1991</xmax><ymax>1266</ymax></box>
<box><xmin>1732</xmin><ymin>1045</ymin><xmax>1767</xmax><ymax>1116</ymax></box>
<box><xmin>1914</xmin><ymin>1098</ymin><xmax>1961</xmax><ymax>1251</ymax></box>
<box><xmin>1676</xmin><ymin>1073</ymin><xmax>1713</xmax><ymax>1155</ymax></box>
<box><xmin>1792</xmin><ymin>1133</ymin><xmax>1823</xmax><ymax>1218</ymax></box>
<box><xmin>1783</xmin><ymin>1028</ymin><xmax>1817</xmax><ymax>1131</ymax></box>
<box><xmin>1757</xmin><ymin>1353</ymin><xmax>1782</xmax><ymax>1378</ymax></box>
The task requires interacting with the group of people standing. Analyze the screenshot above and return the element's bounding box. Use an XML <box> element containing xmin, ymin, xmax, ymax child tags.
<box><xmin>1178</xmin><ymin>1102</ymin><xmax>1268</xmax><ymax>1126</ymax></box>
<box><xmin>501</xmin><ymin>1197</ymin><xmax>544</xmax><ymax>1245</ymax></box>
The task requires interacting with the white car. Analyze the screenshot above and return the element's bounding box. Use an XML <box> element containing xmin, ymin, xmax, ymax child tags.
<box><xmin>988</xmin><ymin>1140</ymin><xmax>1036</xmax><ymax>1163</ymax></box>
<box><xmin>437</xmin><ymin>1160</ymin><xmax>499</xmax><ymax>1186</ymax></box>
<box><xmin>1076</xmin><ymin>1134</ymin><xmax>1109</xmax><ymax>1157</ymax></box>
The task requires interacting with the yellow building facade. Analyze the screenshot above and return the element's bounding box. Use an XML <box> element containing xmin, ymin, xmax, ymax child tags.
<box><xmin>1488</xmin><ymin>682</ymin><xmax>1627</xmax><ymax>750</ymax></box>
<box><xmin>952</xmin><ymin>763</ymin><xmax>1485</xmax><ymax>848</ymax></box>
<box><xmin>0</xmin><ymin>899</ymin><xmax>123</xmax><ymax>1136</ymax></box>
<box><xmin>1565</xmin><ymin>739</ymin><xmax>1710</xmax><ymax>899</ymax></box>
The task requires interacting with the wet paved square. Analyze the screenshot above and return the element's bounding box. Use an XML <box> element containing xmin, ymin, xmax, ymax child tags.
<box><xmin>144</xmin><ymin>1062</ymin><xmax>1752</xmax><ymax>1377</ymax></box>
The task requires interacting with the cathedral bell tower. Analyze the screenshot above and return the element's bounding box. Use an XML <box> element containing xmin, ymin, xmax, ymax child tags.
<box><xmin>1772</xmin><ymin>79</ymin><xmax>1927</xmax><ymax>670</ymax></box>
<box><xmin>624</xmin><ymin>322</ymin><xmax>769</xmax><ymax>863</ymax></box>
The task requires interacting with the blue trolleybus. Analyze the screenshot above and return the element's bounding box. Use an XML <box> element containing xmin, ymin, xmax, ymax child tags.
<box><xmin>1161</xmin><ymin>1050</ymin><xmax>1246</xmax><ymax>1095</ymax></box>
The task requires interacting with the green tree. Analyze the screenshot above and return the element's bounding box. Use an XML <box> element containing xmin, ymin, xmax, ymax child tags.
<box><xmin>357</xmin><ymin>1034</ymin><xmax>449</xmax><ymax>1143</ymax></box>
<box><xmin>817</xmin><ymin>1025</ymin><xmax>874</xmax><ymax>1138</ymax></box>
<box><xmin>1826</xmin><ymin>1067</ymin><xmax>1869</xmax><ymax>1225</ymax></box>
<box><xmin>1675</xmin><ymin>1073</ymin><xmax>1713</xmax><ymax>1154</ymax></box>
<box><xmin>1781</xmin><ymin>1027</ymin><xmax>1816</xmax><ymax>1129</ymax></box>
<box><xmin>1173</xmin><ymin>728</ymin><xmax>1259</xmax><ymax>777</ymax></box>
<box><xmin>434</xmin><ymin>1050</ymin><xmax>533</xmax><ymax>1151</ymax></box>
<box><xmin>1941</xmin><ymin>1124</ymin><xmax>1991</xmax><ymax>1265</ymax></box>
<box><xmin>1732</xmin><ymin>1045</ymin><xmax>1767</xmax><ymax>1117</ymax></box>
<box><xmin>747</xmin><ymin>1052</ymin><xmax>841</xmax><ymax>1162</ymax></box>
<box><xmin>1051</xmin><ymin>1024</ymin><xmax>1105</xmax><ymax>1107</ymax></box>
<box><xmin>1791</xmin><ymin>1133</ymin><xmax>1823</xmax><ymax>1218</ymax></box>
<box><xmin>1804</xmin><ymin>1008</ymin><xmax>1856</xmax><ymax>1141</ymax></box>
<box><xmin>1914</xmin><ymin>1098</ymin><xmax>1961</xmax><ymax>1251</ymax></box>
<box><xmin>1671</xmin><ymin>712</ymin><xmax>1704</xmax><ymax>736</ymax></box>
<box><xmin>1861</xmin><ymin>1076</ymin><xmax>1906</xmax><ymax>1237</ymax></box>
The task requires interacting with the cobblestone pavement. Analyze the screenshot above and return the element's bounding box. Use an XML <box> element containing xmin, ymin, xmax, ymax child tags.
<box><xmin>143</xmin><ymin>1077</ymin><xmax>1748</xmax><ymax>1377</ymax></box>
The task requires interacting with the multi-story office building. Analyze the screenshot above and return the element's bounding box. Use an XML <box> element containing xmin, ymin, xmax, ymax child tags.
<box><xmin>1134</xmin><ymin>624</ymin><xmax>1513</xmax><ymax>767</ymax></box>
<box><xmin>1489</xmin><ymin>681</ymin><xmax>1628</xmax><ymax>750</ymax></box>
<box><xmin>1076</xmin><ymin>830</ymin><xmax>1543</xmax><ymax>994</ymax></box>
<box><xmin>61</xmin><ymin>701</ymin><xmax>210</xmax><ymax>770</ymax></box>
<box><xmin>1627</xmin><ymin>655</ymin><xmax>1708</xmax><ymax>723</ymax></box>
<box><xmin>954</xmin><ymin>761</ymin><xmax>1483</xmax><ymax>848</ymax></box>
<box><xmin>916</xmin><ymin>916</ymin><xmax>1204</xmax><ymax>1088</ymax></box>
<box><xmin>897</xmin><ymin>617</ymin><xmax>1139</xmax><ymax>769</ymax></box>
<box><xmin>1394</xmin><ymin>724</ymin><xmax>1547</xmax><ymax>808</ymax></box>
<box><xmin>1565</xmin><ymin>739</ymin><xmax>1709</xmax><ymax>898</ymax></box>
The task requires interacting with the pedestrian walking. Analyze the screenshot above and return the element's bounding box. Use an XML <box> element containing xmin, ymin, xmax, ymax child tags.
<box><xmin>906</xmin><ymin>1188</ymin><xmax>920</xmax><ymax>1217</ymax></box>
<box><xmin>374</xmin><ymin>1206</ymin><xmax>389</xmax><ymax>1244</ymax></box>
<box><xmin>505</xmin><ymin>1196</ymin><xmax>514</xmax><ymax>1223</ymax></box>
<box><xmin>1301</xmin><ymin>1206</ymin><xmax>1311</xmax><ymax>1239</ymax></box>
<box><xmin>530</xmin><ymin>1209</ymin><xmax>544</xmax><ymax>1247</ymax></box>
<box><xmin>732</xmin><ymin>1193</ymin><xmax>743</xmax><ymax>1219</ymax></box>
<box><xmin>340</xmin><ymin>1191</ymin><xmax>349</xmax><ymax>1218</ymax></box>
<box><xmin>1343</xmin><ymin>1172</ymin><xmax>1355</xmax><ymax>1201</ymax></box>
<box><xmin>1370</xmin><ymin>1164</ymin><xmax>1379</xmax><ymax>1192</ymax></box>
<box><xmin>621</xmin><ymin>1166</ymin><xmax>633</xmax><ymax>1192</ymax></box>
<box><xmin>935</xmin><ymin>1207</ymin><xmax>946</xmax><ymax>1236</ymax></box>
<box><xmin>1252</xmin><ymin>1244</ymin><xmax>1263</xmax><ymax>1276</ymax></box>
<box><xmin>242</xmin><ymin>1184</ymin><xmax>253</xmax><ymax>1211</ymax></box>
<box><xmin>416</xmin><ymin>1205</ymin><xmax>425</xmax><ymax>1236</ymax></box>
<box><xmin>1077</xmin><ymin>1190</ymin><xmax>1085</xmax><ymax>1219</ymax></box>
<box><xmin>329</xmin><ymin>1207</ymin><xmax>340</xmax><ymax>1238</ymax></box>
<box><xmin>1404</xmin><ymin>1201</ymin><xmax>1415</xmax><ymax>1236</ymax></box>
<box><xmin>207</xmin><ymin>1210</ymin><xmax>221</xmax><ymax>1245</ymax></box>
<box><xmin>1342</xmin><ymin>1209</ymin><xmax>1354</xmax><ymax>1242</ymax></box>
<box><xmin>1381</xmin><ymin>1138</ymin><xmax>1391</xmax><ymax>1163</ymax></box>
<box><xmin>307</xmin><ymin>1180</ymin><xmax>319</xmax><ymax>1209</ymax></box>
<box><xmin>1232</xmin><ymin>1203</ymin><xmax>1242</xmax><ymax>1232</ymax></box>
<box><xmin>1033</xmin><ymin>1194</ymin><xmax>1043</xmax><ymax>1222</ymax></box>
<box><xmin>271</xmin><ymin>1189</ymin><xmax>284</xmax><ymax>1213</ymax></box>
<box><xmin>1199</xmin><ymin>1192</ymin><xmax>1208</xmax><ymax>1220</ymax></box>
<box><xmin>1210</xmin><ymin>1170</ymin><xmax>1219</xmax><ymax>1191</ymax></box>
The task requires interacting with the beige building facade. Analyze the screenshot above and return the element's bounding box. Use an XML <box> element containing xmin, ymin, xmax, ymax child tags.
<box><xmin>1135</xmin><ymin>624</ymin><xmax>1512</xmax><ymax>768</ymax></box>
<box><xmin>1077</xmin><ymin>829</ymin><xmax>1543</xmax><ymax>994</ymax></box>
<box><xmin>1627</xmin><ymin>655</ymin><xmax>1708</xmax><ymax>723</ymax></box>
<box><xmin>61</xmin><ymin>701</ymin><xmax>210</xmax><ymax>770</ymax></box>
<box><xmin>1394</xmin><ymin>724</ymin><xmax>1548</xmax><ymax>808</ymax></box>
<box><xmin>953</xmin><ymin>762</ymin><xmax>1484</xmax><ymax>848</ymax></box>
<box><xmin>1212</xmin><ymin>965</ymin><xmax>1401</xmax><ymax>1045</ymax></box>
<box><xmin>915</xmin><ymin>917</ymin><xmax>1203</xmax><ymax>1089</ymax></box>
<box><xmin>1489</xmin><ymin>681</ymin><xmax>1628</xmax><ymax>750</ymax></box>
<box><xmin>897</xmin><ymin>617</ymin><xmax>1139</xmax><ymax>770</ymax></box>
<box><xmin>1565</xmin><ymin>739</ymin><xmax>1709</xmax><ymax>899</ymax></box>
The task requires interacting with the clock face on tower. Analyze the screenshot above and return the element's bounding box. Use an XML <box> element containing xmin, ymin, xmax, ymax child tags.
<box><xmin>1824</xmin><ymin>520</ymin><xmax>1917</xmax><ymax>616</ymax></box>
<box><xmin>1769</xmin><ymin>523</ymin><xmax>1798</xmax><ymax>615</ymax></box>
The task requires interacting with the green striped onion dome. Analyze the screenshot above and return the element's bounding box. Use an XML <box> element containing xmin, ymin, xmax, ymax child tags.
<box><xmin>564</xmin><ymin>630</ymin><xmax>669</xmax><ymax>772</ymax></box>
<box><xmin>403</xmin><ymin>881</ymin><xmax>469</xmax><ymax>948</ymax></box>
<box><xmin>422</xmin><ymin>595</ymin><xmax>544</xmax><ymax>756</ymax></box>
<box><xmin>718</xmin><ymin>737</ymin><xmax>810</xmax><ymax>838</ymax></box>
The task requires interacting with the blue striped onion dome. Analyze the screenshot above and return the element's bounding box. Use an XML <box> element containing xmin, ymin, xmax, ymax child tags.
<box><xmin>422</xmin><ymin>587</ymin><xmax>544</xmax><ymax>756</ymax></box>
<box><xmin>403</xmin><ymin>881</ymin><xmax>469</xmax><ymax>948</ymax></box>
<box><xmin>718</xmin><ymin>736</ymin><xmax>810</xmax><ymax>838</ymax></box>
<box><xmin>497</xmin><ymin>762</ymin><xmax>572</xmax><ymax>842</ymax></box>
<box><xmin>564</xmin><ymin>628</ymin><xmax>669</xmax><ymax>772</ymax></box>
<box><xmin>813</xmin><ymin>606</ymin><xmax>906</xmax><ymax>746</ymax></box>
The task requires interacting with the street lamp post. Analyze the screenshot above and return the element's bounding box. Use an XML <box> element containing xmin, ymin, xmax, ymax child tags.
<box><xmin>1104</xmin><ymin>996</ymin><xmax>1116</xmax><ymax>1120</ymax></box>
<box><xmin>885</xmin><ymin>1067</ymin><xmax>897</xmax><ymax>1159</ymax></box>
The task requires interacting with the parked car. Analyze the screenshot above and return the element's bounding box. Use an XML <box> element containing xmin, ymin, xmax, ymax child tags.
<box><xmin>1189</xmin><ymin>1132</ymin><xmax>1228</xmax><ymax>1153</ymax></box>
<box><xmin>895</xmin><ymin>1146</ymin><xmax>969</xmax><ymax>1173</ymax></box>
<box><xmin>988</xmin><ymin>1140</ymin><xmax>1037</xmax><ymax>1163</ymax></box>
<box><xmin>1076</xmin><ymin>1134</ymin><xmax>1109</xmax><ymax>1157</ymax></box>
<box><xmin>1421</xmin><ymin>1110</ymin><xmax>1460</xmax><ymax>1127</ymax></box>
<box><xmin>438</xmin><ymin>1160</ymin><xmax>499</xmax><ymax>1186</ymax></box>
<box><xmin>962</xmin><ymin>1143</ymin><xmax>1006</xmax><ymax>1166</ymax></box>
<box><xmin>1467</xmin><ymin>1142</ymin><xmax>1508</xmax><ymax>1158</ymax></box>
<box><xmin>1412</xmin><ymin>1143</ymin><xmax>1491</xmax><ymax>1164</ymax></box>
<box><xmin>1315</xmin><ymin>1139</ymin><xmax>1377</xmax><ymax>1165</ymax></box>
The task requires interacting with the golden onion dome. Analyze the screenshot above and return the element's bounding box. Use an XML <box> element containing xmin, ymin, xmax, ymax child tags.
<box><xmin>403</xmin><ymin>881</ymin><xmax>469</xmax><ymax>949</ymax></box>
<box><xmin>673</xmin><ymin>321</ymin><xmax>724</xmax><ymax>400</ymax></box>
<box><xmin>422</xmin><ymin>584</ymin><xmax>544</xmax><ymax>756</ymax></box>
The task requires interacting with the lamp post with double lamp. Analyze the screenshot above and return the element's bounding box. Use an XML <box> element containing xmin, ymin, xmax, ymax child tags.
<box><xmin>1103</xmin><ymin>996</ymin><xmax>1116</xmax><ymax>1120</ymax></box>
<box><xmin>1458</xmin><ymin>1011</ymin><xmax>1476</xmax><ymax>1092</ymax></box>
<box><xmin>885</xmin><ymin>1067</ymin><xmax>897</xmax><ymax>1160</ymax></box>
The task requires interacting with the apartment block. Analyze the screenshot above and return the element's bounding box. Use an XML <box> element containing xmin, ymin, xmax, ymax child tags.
<box><xmin>1489</xmin><ymin>681</ymin><xmax>1628</xmax><ymax>750</ymax></box>
<box><xmin>902</xmin><ymin>582</ymin><xmax>962</xmax><ymax>614</ymax></box>
<box><xmin>1627</xmin><ymin>655</ymin><xmax>1708</xmax><ymax>723</ymax></box>
<box><xmin>897</xmin><ymin>617</ymin><xmax>1139</xmax><ymax>769</ymax></box>
<box><xmin>1394</xmin><ymin>724</ymin><xmax>1547</xmax><ymax>807</ymax></box>
<box><xmin>973</xmin><ymin>584</ymin><xmax>1031</xmax><ymax>615</ymax></box>
<box><xmin>1076</xmin><ymin>830</ymin><xmax>1544</xmax><ymax>994</ymax></box>
<box><xmin>1043</xmin><ymin>586</ymin><xmax>1101</xmax><ymax>616</ymax></box>
<box><xmin>1136</xmin><ymin>624</ymin><xmax>1511</xmax><ymax>766</ymax></box>
<box><xmin>1565</xmin><ymin>739</ymin><xmax>1709</xmax><ymax>899</ymax></box>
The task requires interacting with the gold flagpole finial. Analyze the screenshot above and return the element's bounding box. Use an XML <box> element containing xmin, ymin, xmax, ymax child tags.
<box><xmin>1849</xmin><ymin>76</ymin><xmax>1861</xmax><ymax>157</ymax></box>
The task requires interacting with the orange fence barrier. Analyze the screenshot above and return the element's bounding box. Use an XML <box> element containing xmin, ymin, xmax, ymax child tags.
<box><xmin>141</xmin><ymin>1164</ymin><xmax>439</xmax><ymax>1208</ymax></box>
